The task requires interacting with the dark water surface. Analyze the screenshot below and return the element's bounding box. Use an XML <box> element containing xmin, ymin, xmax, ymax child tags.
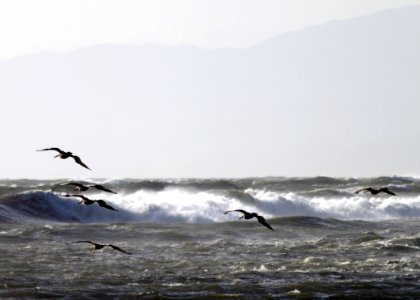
<box><xmin>2</xmin><ymin>177</ymin><xmax>420</xmax><ymax>299</ymax></box>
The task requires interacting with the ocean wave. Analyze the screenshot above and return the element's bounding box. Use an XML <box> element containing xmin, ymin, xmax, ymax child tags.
<box><xmin>1</xmin><ymin>177</ymin><xmax>420</xmax><ymax>224</ymax></box>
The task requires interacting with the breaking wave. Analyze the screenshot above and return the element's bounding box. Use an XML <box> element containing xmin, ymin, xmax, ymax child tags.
<box><xmin>1</xmin><ymin>176</ymin><xmax>420</xmax><ymax>224</ymax></box>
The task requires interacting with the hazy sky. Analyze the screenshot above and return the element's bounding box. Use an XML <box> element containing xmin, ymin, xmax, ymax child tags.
<box><xmin>1</xmin><ymin>1</ymin><xmax>420</xmax><ymax>179</ymax></box>
<box><xmin>1</xmin><ymin>0</ymin><xmax>420</xmax><ymax>59</ymax></box>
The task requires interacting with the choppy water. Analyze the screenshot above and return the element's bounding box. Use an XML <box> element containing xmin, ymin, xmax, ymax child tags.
<box><xmin>2</xmin><ymin>177</ymin><xmax>420</xmax><ymax>299</ymax></box>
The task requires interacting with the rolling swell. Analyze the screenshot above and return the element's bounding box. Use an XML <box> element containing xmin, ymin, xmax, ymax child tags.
<box><xmin>1</xmin><ymin>176</ymin><xmax>420</xmax><ymax>224</ymax></box>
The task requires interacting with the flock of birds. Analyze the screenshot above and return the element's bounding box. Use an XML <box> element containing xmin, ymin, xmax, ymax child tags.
<box><xmin>37</xmin><ymin>147</ymin><xmax>129</xmax><ymax>254</ymax></box>
<box><xmin>36</xmin><ymin>147</ymin><xmax>399</xmax><ymax>254</ymax></box>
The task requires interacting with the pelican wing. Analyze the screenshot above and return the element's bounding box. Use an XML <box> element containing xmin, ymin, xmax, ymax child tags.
<box><xmin>61</xmin><ymin>193</ymin><xmax>82</xmax><ymax>199</ymax></box>
<box><xmin>64</xmin><ymin>194</ymin><xmax>89</xmax><ymax>200</ymax></box>
<box><xmin>381</xmin><ymin>188</ymin><xmax>398</xmax><ymax>196</ymax></box>
<box><xmin>224</xmin><ymin>209</ymin><xmax>248</xmax><ymax>215</ymax></box>
<box><xmin>65</xmin><ymin>182</ymin><xmax>86</xmax><ymax>189</ymax></box>
<box><xmin>91</xmin><ymin>184</ymin><xmax>117</xmax><ymax>194</ymax></box>
<box><xmin>37</xmin><ymin>147</ymin><xmax>64</xmax><ymax>154</ymax></box>
<box><xmin>96</xmin><ymin>200</ymin><xmax>119</xmax><ymax>211</ymax></box>
<box><xmin>355</xmin><ymin>188</ymin><xmax>368</xmax><ymax>194</ymax></box>
<box><xmin>107</xmin><ymin>244</ymin><xmax>131</xmax><ymax>255</ymax></box>
<box><xmin>71</xmin><ymin>155</ymin><xmax>91</xmax><ymax>170</ymax></box>
<box><xmin>256</xmin><ymin>215</ymin><xmax>274</xmax><ymax>231</ymax></box>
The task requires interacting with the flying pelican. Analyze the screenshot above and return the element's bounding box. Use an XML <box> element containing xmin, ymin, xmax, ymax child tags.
<box><xmin>74</xmin><ymin>241</ymin><xmax>131</xmax><ymax>254</ymax></box>
<box><xmin>37</xmin><ymin>147</ymin><xmax>91</xmax><ymax>170</ymax></box>
<box><xmin>355</xmin><ymin>187</ymin><xmax>397</xmax><ymax>196</ymax></box>
<box><xmin>63</xmin><ymin>182</ymin><xmax>117</xmax><ymax>194</ymax></box>
<box><xmin>61</xmin><ymin>194</ymin><xmax>119</xmax><ymax>211</ymax></box>
<box><xmin>224</xmin><ymin>209</ymin><xmax>274</xmax><ymax>231</ymax></box>
<box><xmin>61</xmin><ymin>194</ymin><xmax>95</xmax><ymax>205</ymax></box>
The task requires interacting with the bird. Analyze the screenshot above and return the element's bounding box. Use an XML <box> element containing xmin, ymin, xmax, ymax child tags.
<box><xmin>61</xmin><ymin>194</ymin><xmax>96</xmax><ymax>205</ymax></box>
<box><xmin>224</xmin><ymin>209</ymin><xmax>274</xmax><ymax>231</ymax></box>
<box><xmin>61</xmin><ymin>194</ymin><xmax>119</xmax><ymax>211</ymax></box>
<box><xmin>74</xmin><ymin>241</ymin><xmax>131</xmax><ymax>254</ymax></box>
<box><xmin>355</xmin><ymin>187</ymin><xmax>397</xmax><ymax>196</ymax></box>
<box><xmin>37</xmin><ymin>147</ymin><xmax>91</xmax><ymax>170</ymax></box>
<box><xmin>62</xmin><ymin>182</ymin><xmax>117</xmax><ymax>194</ymax></box>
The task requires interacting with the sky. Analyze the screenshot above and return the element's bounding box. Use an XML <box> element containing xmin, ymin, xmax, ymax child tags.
<box><xmin>1</xmin><ymin>0</ymin><xmax>420</xmax><ymax>60</ymax></box>
<box><xmin>1</xmin><ymin>1</ymin><xmax>420</xmax><ymax>179</ymax></box>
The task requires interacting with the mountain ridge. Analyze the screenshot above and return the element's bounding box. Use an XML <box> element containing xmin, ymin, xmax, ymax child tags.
<box><xmin>1</xmin><ymin>5</ymin><xmax>419</xmax><ymax>178</ymax></box>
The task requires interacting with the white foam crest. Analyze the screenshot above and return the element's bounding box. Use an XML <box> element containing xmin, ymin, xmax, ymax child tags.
<box><xmin>89</xmin><ymin>187</ymin><xmax>250</xmax><ymax>223</ymax></box>
<box><xmin>13</xmin><ymin>188</ymin><xmax>420</xmax><ymax>224</ymax></box>
<box><xmin>227</xmin><ymin>188</ymin><xmax>420</xmax><ymax>220</ymax></box>
<box><xmin>271</xmin><ymin>192</ymin><xmax>420</xmax><ymax>220</ymax></box>
<box><xmin>94</xmin><ymin>187</ymin><xmax>420</xmax><ymax>222</ymax></box>
<box><xmin>245</xmin><ymin>188</ymin><xmax>279</xmax><ymax>202</ymax></box>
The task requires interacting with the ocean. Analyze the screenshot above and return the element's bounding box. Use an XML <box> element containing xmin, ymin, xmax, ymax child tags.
<box><xmin>1</xmin><ymin>176</ymin><xmax>420</xmax><ymax>299</ymax></box>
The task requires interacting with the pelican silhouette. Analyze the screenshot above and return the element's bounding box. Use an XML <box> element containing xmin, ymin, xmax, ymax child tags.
<box><xmin>74</xmin><ymin>241</ymin><xmax>131</xmax><ymax>254</ymax></box>
<box><xmin>61</xmin><ymin>194</ymin><xmax>95</xmax><ymax>205</ymax></box>
<box><xmin>224</xmin><ymin>209</ymin><xmax>274</xmax><ymax>231</ymax></box>
<box><xmin>63</xmin><ymin>182</ymin><xmax>117</xmax><ymax>194</ymax></box>
<box><xmin>61</xmin><ymin>194</ymin><xmax>119</xmax><ymax>211</ymax></box>
<box><xmin>37</xmin><ymin>147</ymin><xmax>91</xmax><ymax>170</ymax></box>
<box><xmin>355</xmin><ymin>187</ymin><xmax>397</xmax><ymax>196</ymax></box>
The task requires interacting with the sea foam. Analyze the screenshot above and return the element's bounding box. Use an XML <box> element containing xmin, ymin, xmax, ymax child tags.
<box><xmin>1</xmin><ymin>190</ymin><xmax>419</xmax><ymax>224</ymax></box>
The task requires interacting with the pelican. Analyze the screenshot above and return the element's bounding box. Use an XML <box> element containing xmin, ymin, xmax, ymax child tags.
<box><xmin>61</xmin><ymin>194</ymin><xmax>118</xmax><ymax>211</ymax></box>
<box><xmin>224</xmin><ymin>209</ymin><xmax>274</xmax><ymax>231</ymax></box>
<box><xmin>61</xmin><ymin>194</ymin><xmax>95</xmax><ymax>205</ymax></box>
<box><xmin>37</xmin><ymin>147</ymin><xmax>91</xmax><ymax>170</ymax></box>
<box><xmin>63</xmin><ymin>182</ymin><xmax>117</xmax><ymax>194</ymax></box>
<box><xmin>355</xmin><ymin>187</ymin><xmax>397</xmax><ymax>196</ymax></box>
<box><xmin>74</xmin><ymin>241</ymin><xmax>131</xmax><ymax>254</ymax></box>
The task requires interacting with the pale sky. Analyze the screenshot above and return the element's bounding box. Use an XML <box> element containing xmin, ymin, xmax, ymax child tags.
<box><xmin>1</xmin><ymin>1</ymin><xmax>420</xmax><ymax>179</ymax></box>
<box><xmin>1</xmin><ymin>0</ymin><xmax>420</xmax><ymax>59</ymax></box>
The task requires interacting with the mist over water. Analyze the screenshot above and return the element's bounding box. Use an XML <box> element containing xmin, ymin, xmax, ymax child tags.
<box><xmin>2</xmin><ymin>177</ymin><xmax>420</xmax><ymax>298</ymax></box>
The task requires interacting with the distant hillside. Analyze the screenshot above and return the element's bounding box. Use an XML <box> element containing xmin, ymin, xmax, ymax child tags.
<box><xmin>1</xmin><ymin>6</ymin><xmax>419</xmax><ymax>177</ymax></box>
